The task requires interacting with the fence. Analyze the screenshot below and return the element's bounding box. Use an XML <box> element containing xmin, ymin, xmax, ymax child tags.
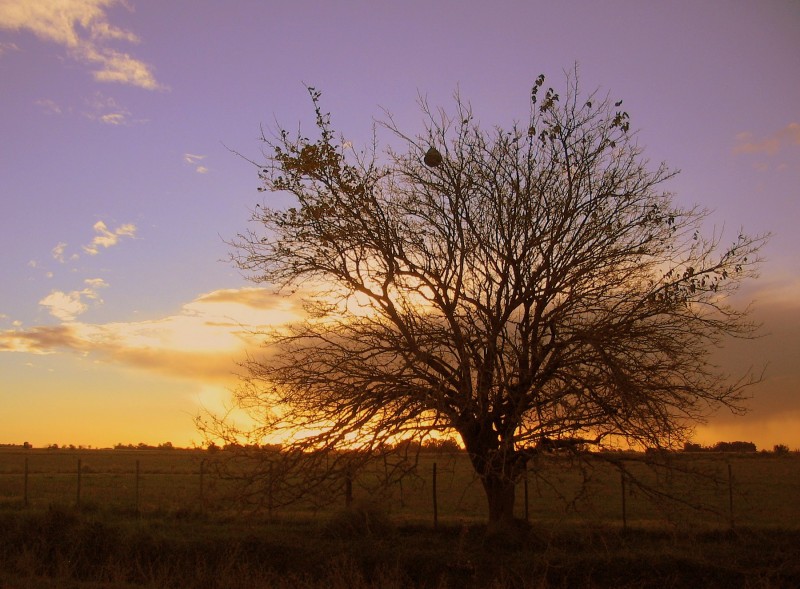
<box><xmin>0</xmin><ymin>450</ymin><xmax>798</xmax><ymax>529</ymax></box>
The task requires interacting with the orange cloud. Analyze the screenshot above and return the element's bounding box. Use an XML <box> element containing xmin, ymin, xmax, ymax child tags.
<box><xmin>733</xmin><ymin>122</ymin><xmax>800</xmax><ymax>156</ymax></box>
<box><xmin>0</xmin><ymin>324</ymin><xmax>85</xmax><ymax>354</ymax></box>
<box><xmin>0</xmin><ymin>287</ymin><xmax>301</xmax><ymax>382</ymax></box>
<box><xmin>697</xmin><ymin>280</ymin><xmax>800</xmax><ymax>448</ymax></box>
<box><xmin>195</xmin><ymin>287</ymin><xmax>289</xmax><ymax>309</ymax></box>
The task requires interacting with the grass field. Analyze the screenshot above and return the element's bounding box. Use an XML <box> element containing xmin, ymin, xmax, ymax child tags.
<box><xmin>1</xmin><ymin>448</ymin><xmax>798</xmax><ymax>529</ymax></box>
<box><xmin>1</xmin><ymin>448</ymin><xmax>798</xmax><ymax>587</ymax></box>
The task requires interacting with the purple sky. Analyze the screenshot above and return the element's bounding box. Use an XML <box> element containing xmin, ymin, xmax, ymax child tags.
<box><xmin>1</xmin><ymin>0</ymin><xmax>798</xmax><ymax>449</ymax></box>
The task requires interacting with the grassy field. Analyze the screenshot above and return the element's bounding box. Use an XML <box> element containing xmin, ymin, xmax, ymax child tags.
<box><xmin>1</xmin><ymin>448</ymin><xmax>798</xmax><ymax>529</ymax></box>
<box><xmin>0</xmin><ymin>448</ymin><xmax>799</xmax><ymax>587</ymax></box>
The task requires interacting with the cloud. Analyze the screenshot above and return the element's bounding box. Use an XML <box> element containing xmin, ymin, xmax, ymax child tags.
<box><xmin>183</xmin><ymin>153</ymin><xmax>209</xmax><ymax>174</ymax></box>
<box><xmin>0</xmin><ymin>40</ymin><xmax>19</xmax><ymax>55</ymax></box>
<box><xmin>39</xmin><ymin>291</ymin><xmax>88</xmax><ymax>321</ymax></box>
<box><xmin>0</xmin><ymin>0</ymin><xmax>162</xmax><ymax>90</ymax></box>
<box><xmin>1</xmin><ymin>287</ymin><xmax>302</xmax><ymax>382</ymax></box>
<box><xmin>194</xmin><ymin>288</ymin><xmax>299</xmax><ymax>311</ymax></box>
<box><xmin>733</xmin><ymin>122</ymin><xmax>800</xmax><ymax>156</ymax></box>
<box><xmin>38</xmin><ymin>278</ymin><xmax>109</xmax><ymax>321</ymax></box>
<box><xmin>82</xmin><ymin>220</ymin><xmax>136</xmax><ymax>255</ymax></box>
<box><xmin>51</xmin><ymin>241</ymin><xmax>79</xmax><ymax>263</ymax></box>
<box><xmin>84</xmin><ymin>92</ymin><xmax>132</xmax><ymax>125</ymax></box>
<box><xmin>0</xmin><ymin>324</ymin><xmax>85</xmax><ymax>354</ymax></box>
<box><xmin>51</xmin><ymin>242</ymin><xmax>67</xmax><ymax>263</ymax></box>
<box><xmin>35</xmin><ymin>98</ymin><xmax>62</xmax><ymax>115</ymax></box>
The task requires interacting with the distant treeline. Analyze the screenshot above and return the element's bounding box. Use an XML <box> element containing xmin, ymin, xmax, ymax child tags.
<box><xmin>2</xmin><ymin>439</ymin><xmax>794</xmax><ymax>454</ymax></box>
<box><xmin>0</xmin><ymin>442</ymin><xmax>186</xmax><ymax>451</ymax></box>
<box><xmin>683</xmin><ymin>441</ymin><xmax>793</xmax><ymax>454</ymax></box>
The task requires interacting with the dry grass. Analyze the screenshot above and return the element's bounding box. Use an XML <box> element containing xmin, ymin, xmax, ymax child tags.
<box><xmin>0</xmin><ymin>502</ymin><xmax>798</xmax><ymax>588</ymax></box>
<box><xmin>1</xmin><ymin>449</ymin><xmax>799</xmax><ymax>530</ymax></box>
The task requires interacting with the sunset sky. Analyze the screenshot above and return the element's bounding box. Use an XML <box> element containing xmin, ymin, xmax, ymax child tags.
<box><xmin>1</xmin><ymin>0</ymin><xmax>798</xmax><ymax>450</ymax></box>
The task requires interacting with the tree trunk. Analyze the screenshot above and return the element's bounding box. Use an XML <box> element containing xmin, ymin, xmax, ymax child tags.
<box><xmin>482</xmin><ymin>471</ymin><xmax>517</xmax><ymax>526</ymax></box>
<box><xmin>460</xmin><ymin>421</ymin><xmax>526</xmax><ymax>531</ymax></box>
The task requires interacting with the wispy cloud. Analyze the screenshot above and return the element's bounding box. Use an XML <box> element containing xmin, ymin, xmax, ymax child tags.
<box><xmin>184</xmin><ymin>153</ymin><xmax>209</xmax><ymax>174</ymax></box>
<box><xmin>0</xmin><ymin>0</ymin><xmax>162</xmax><ymax>90</ymax></box>
<box><xmin>0</xmin><ymin>324</ymin><xmax>85</xmax><ymax>353</ymax></box>
<box><xmin>34</xmin><ymin>98</ymin><xmax>62</xmax><ymax>115</ymax></box>
<box><xmin>1</xmin><ymin>288</ymin><xmax>302</xmax><ymax>382</ymax></box>
<box><xmin>38</xmin><ymin>278</ymin><xmax>109</xmax><ymax>321</ymax></box>
<box><xmin>0</xmin><ymin>40</ymin><xmax>19</xmax><ymax>55</ymax></box>
<box><xmin>82</xmin><ymin>220</ymin><xmax>136</xmax><ymax>255</ymax></box>
<box><xmin>734</xmin><ymin>122</ymin><xmax>800</xmax><ymax>156</ymax></box>
<box><xmin>84</xmin><ymin>92</ymin><xmax>133</xmax><ymax>125</ymax></box>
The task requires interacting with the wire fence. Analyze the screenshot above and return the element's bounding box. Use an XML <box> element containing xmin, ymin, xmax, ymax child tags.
<box><xmin>0</xmin><ymin>450</ymin><xmax>798</xmax><ymax>529</ymax></box>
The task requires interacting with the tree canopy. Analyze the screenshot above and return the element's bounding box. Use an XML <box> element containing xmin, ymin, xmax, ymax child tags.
<box><xmin>206</xmin><ymin>72</ymin><xmax>767</xmax><ymax>525</ymax></box>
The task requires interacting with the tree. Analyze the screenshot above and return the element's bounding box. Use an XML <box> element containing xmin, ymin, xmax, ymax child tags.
<box><xmin>208</xmin><ymin>72</ymin><xmax>767</xmax><ymax>528</ymax></box>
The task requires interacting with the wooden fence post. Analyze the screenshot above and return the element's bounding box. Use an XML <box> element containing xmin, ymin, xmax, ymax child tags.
<box><xmin>432</xmin><ymin>462</ymin><xmax>438</xmax><ymax>529</ymax></box>
<box><xmin>620</xmin><ymin>470</ymin><xmax>627</xmax><ymax>531</ymax></box>
<box><xmin>524</xmin><ymin>474</ymin><xmax>529</xmax><ymax>522</ymax></box>
<box><xmin>345</xmin><ymin>469</ymin><xmax>353</xmax><ymax>508</ymax></box>
<box><xmin>199</xmin><ymin>459</ymin><xmax>205</xmax><ymax>511</ymax></box>
<box><xmin>76</xmin><ymin>458</ymin><xmax>82</xmax><ymax>507</ymax></box>
<box><xmin>23</xmin><ymin>457</ymin><xmax>29</xmax><ymax>508</ymax></box>
<box><xmin>135</xmin><ymin>460</ymin><xmax>141</xmax><ymax>515</ymax></box>
<box><xmin>267</xmin><ymin>461</ymin><xmax>274</xmax><ymax>519</ymax></box>
<box><xmin>727</xmin><ymin>462</ymin><xmax>735</xmax><ymax>530</ymax></box>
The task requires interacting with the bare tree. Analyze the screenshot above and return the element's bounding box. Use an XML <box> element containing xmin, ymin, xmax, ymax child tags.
<box><xmin>206</xmin><ymin>72</ymin><xmax>767</xmax><ymax>528</ymax></box>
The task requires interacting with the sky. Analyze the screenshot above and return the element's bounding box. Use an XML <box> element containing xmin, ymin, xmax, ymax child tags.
<box><xmin>0</xmin><ymin>0</ymin><xmax>798</xmax><ymax>450</ymax></box>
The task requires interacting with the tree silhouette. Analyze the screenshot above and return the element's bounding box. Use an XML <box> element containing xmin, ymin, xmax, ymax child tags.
<box><xmin>208</xmin><ymin>72</ymin><xmax>767</xmax><ymax>528</ymax></box>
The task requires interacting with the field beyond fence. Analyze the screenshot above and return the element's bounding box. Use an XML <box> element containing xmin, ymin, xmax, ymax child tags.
<box><xmin>0</xmin><ymin>448</ymin><xmax>798</xmax><ymax>530</ymax></box>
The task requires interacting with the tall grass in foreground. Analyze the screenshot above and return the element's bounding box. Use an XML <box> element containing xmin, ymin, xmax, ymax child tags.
<box><xmin>0</xmin><ymin>502</ymin><xmax>798</xmax><ymax>588</ymax></box>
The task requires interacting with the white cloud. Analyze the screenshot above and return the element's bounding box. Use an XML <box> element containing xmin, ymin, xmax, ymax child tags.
<box><xmin>39</xmin><ymin>290</ymin><xmax>89</xmax><ymax>321</ymax></box>
<box><xmin>183</xmin><ymin>153</ymin><xmax>209</xmax><ymax>174</ymax></box>
<box><xmin>83</xmin><ymin>277</ymin><xmax>109</xmax><ymax>293</ymax></box>
<box><xmin>82</xmin><ymin>220</ymin><xmax>136</xmax><ymax>255</ymax></box>
<box><xmin>51</xmin><ymin>242</ymin><xmax>68</xmax><ymax>263</ymax></box>
<box><xmin>0</xmin><ymin>40</ymin><xmax>19</xmax><ymax>55</ymax></box>
<box><xmin>34</xmin><ymin>98</ymin><xmax>62</xmax><ymax>115</ymax></box>
<box><xmin>0</xmin><ymin>0</ymin><xmax>162</xmax><ymax>90</ymax></box>
<box><xmin>84</xmin><ymin>92</ymin><xmax>132</xmax><ymax>125</ymax></box>
<box><xmin>38</xmin><ymin>277</ymin><xmax>109</xmax><ymax>321</ymax></box>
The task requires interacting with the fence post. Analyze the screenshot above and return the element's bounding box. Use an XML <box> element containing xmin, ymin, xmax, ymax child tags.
<box><xmin>345</xmin><ymin>469</ymin><xmax>353</xmax><ymax>508</ymax></box>
<box><xmin>524</xmin><ymin>463</ymin><xmax>529</xmax><ymax>523</ymax></box>
<box><xmin>267</xmin><ymin>461</ymin><xmax>273</xmax><ymax>519</ymax></box>
<box><xmin>727</xmin><ymin>462</ymin><xmax>734</xmax><ymax>530</ymax></box>
<box><xmin>432</xmin><ymin>461</ymin><xmax>438</xmax><ymax>529</ymax></box>
<box><xmin>135</xmin><ymin>460</ymin><xmax>141</xmax><ymax>515</ymax></box>
<box><xmin>620</xmin><ymin>470</ymin><xmax>627</xmax><ymax>531</ymax></box>
<box><xmin>199</xmin><ymin>459</ymin><xmax>205</xmax><ymax>511</ymax></box>
<box><xmin>76</xmin><ymin>458</ymin><xmax>82</xmax><ymax>507</ymax></box>
<box><xmin>23</xmin><ymin>457</ymin><xmax>29</xmax><ymax>508</ymax></box>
